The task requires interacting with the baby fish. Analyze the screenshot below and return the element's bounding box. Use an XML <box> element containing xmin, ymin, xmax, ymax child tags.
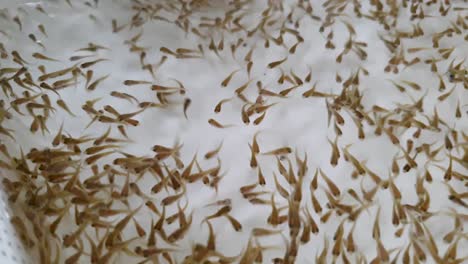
<box><xmin>438</xmin><ymin>86</ymin><xmax>456</xmax><ymax>101</ymax></box>
<box><xmin>13</xmin><ymin>16</ymin><xmax>22</xmax><ymax>31</ymax></box>
<box><xmin>268</xmin><ymin>57</ymin><xmax>287</xmax><ymax>69</ymax></box>
<box><xmin>39</xmin><ymin>64</ymin><xmax>79</xmax><ymax>81</ymax></box>
<box><xmin>87</xmin><ymin>74</ymin><xmax>109</xmax><ymax>91</ymax></box>
<box><xmin>112</xmin><ymin>19</ymin><xmax>127</xmax><ymax>33</ymax></box>
<box><xmin>372</xmin><ymin>207</ymin><xmax>381</xmax><ymax>240</ymax></box>
<box><xmin>160</xmin><ymin>47</ymin><xmax>176</xmax><ymax>55</ymax></box>
<box><xmin>32</xmin><ymin>53</ymin><xmax>59</xmax><ymax>62</ymax></box>
<box><xmin>85</xmin><ymin>151</ymin><xmax>114</xmax><ymax>164</ymax></box>
<box><xmin>328</xmin><ymin>137</ymin><xmax>340</xmax><ymax>166</ymax></box>
<box><xmin>123</xmin><ymin>80</ymin><xmax>152</xmax><ymax>86</ymax></box>
<box><xmin>38</xmin><ymin>24</ymin><xmax>47</xmax><ymax>37</ymax></box>
<box><xmin>205</xmin><ymin>141</ymin><xmax>223</xmax><ymax>159</ymax></box>
<box><xmin>161</xmin><ymin>187</ymin><xmax>186</xmax><ymax>207</ymax></box>
<box><xmin>52</xmin><ymin>122</ymin><xmax>64</xmax><ymax>146</ymax></box>
<box><xmin>253</xmin><ymin>112</ymin><xmax>266</xmax><ymax>125</ymax></box>
<box><xmin>208</xmin><ymin>118</ymin><xmax>234</xmax><ymax>128</ymax></box>
<box><xmin>214</xmin><ymin>97</ymin><xmax>232</xmax><ymax>113</ymax></box>
<box><xmin>69</xmin><ymin>55</ymin><xmax>94</xmax><ymax>61</ymax></box>
<box><xmin>252</xmin><ymin>228</ymin><xmax>282</xmax><ymax>237</ymax></box>
<box><xmin>81</xmin><ymin>58</ymin><xmax>109</xmax><ymax>68</ymax></box>
<box><xmin>320</xmin><ymin>169</ymin><xmax>341</xmax><ymax>196</ymax></box>
<box><xmin>225</xmin><ymin>214</ymin><xmax>242</xmax><ymax>231</ymax></box>
<box><xmin>221</xmin><ymin>69</ymin><xmax>240</xmax><ymax>87</ymax></box>
<box><xmin>203</xmin><ymin>205</ymin><xmax>231</xmax><ymax>223</ymax></box>
<box><xmin>110</xmin><ymin>91</ymin><xmax>139</xmax><ymax>104</ymax></box>
<box><xmin>183</xmin><ymin>98</ymin><xmax>191</xmax><ymax>119</ymax></box>
<box><xmin>262</xmin><ymin>147</ymin><xmax>292</xmax><ymax>156</ymax></box>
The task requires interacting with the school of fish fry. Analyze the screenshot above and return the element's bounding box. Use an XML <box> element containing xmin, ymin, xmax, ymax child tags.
<box><xmin>0</xmin><ymin>0</ymin><xmax>467</xmax><ymax>263</ymax></box>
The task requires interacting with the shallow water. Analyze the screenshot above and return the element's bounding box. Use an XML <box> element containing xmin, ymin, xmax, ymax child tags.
<box><xmin>0</xmin><ymin>0</ymin><xmax>467</xmax><ymax>263</ymax></box>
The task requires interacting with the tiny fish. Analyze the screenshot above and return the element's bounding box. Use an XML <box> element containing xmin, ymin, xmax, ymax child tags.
<box><xmin>214</xmin><ymin>98</ymin><xmax>233</xmax><ymax>113</ymax></box>
<box><xmin>221</xmin><ymin>69</ymin><xmax>240</xmax><ymax>87</ymax></box>
<box><xmin>183</xmin><ymin>98</ymin><xmax>191</xmax><ymax>119</ymax></box>
<box><xmin>38</xmin><ymin>24</ymin><xmax>47</xmax><ymax>37</ymax></box>
<box><xmin>268</xmin><ymin>57</ymin><xmax>287</xmax><ymax>69</ymax></box>
<box><xmin>81</xmin><ymin>58</ymin><xmax>108</xmax><ymax>69</ymax></box>
<box><xmin>32</xmin><ymin>53</ymin><xmax>59</xmax><ymax>62</ymax></box>
<box><xmin>87</xmin><ymin>74</ymin><xmax>109</xmax><ymax>91</ymax></box>
<box><xmin>208</xmin><ymin>118</ymin><xmax>234</xmax><ymax>128</ymax></box>
<box><xmin>262</xmin><ymin>147</ymin><xmax>292</xmax><ymax>156</ymax></box>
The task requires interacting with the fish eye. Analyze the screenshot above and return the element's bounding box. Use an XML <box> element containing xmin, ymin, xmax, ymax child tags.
<box><xmin>448</xmin><ymin>73</ymin><xmax>454</xmax><ymax>81</ymax></box>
